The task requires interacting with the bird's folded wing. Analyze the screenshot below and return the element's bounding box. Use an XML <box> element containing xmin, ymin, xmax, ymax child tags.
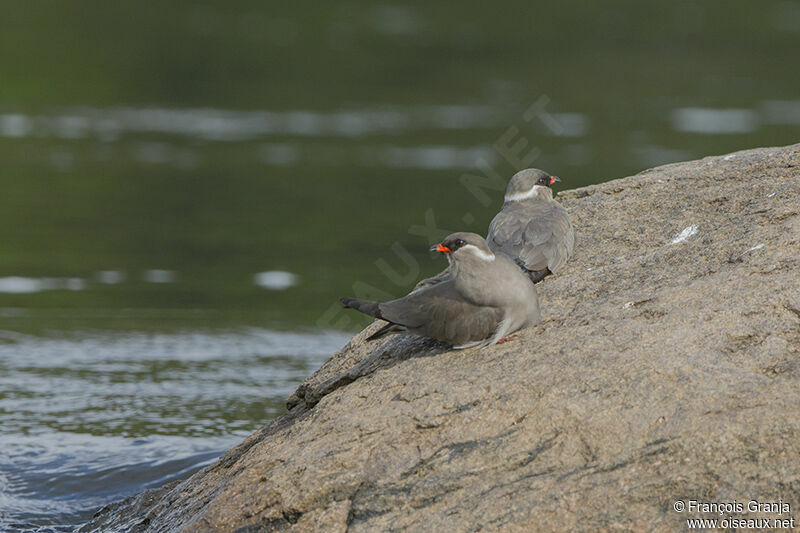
<box><xmin>380</xmin><ymin>282</ymin><xmax>502</xmax><ymax>344</ymax></box>
<box><xmin>489</xmin><ymin>203</ymin><xmax>574</xmax><ymax>272</ymax></box>
<box><xmin>539</xmin><ymin>206</ymin><xmax>574</xmax><ymax>272</ymax></box>
<box><xmin>489</xmin><ymin>203</ymin><xmax>554</xmax><ymax>250</ymax></box>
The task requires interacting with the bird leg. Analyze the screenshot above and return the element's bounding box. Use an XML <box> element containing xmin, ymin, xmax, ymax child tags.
<box><xmin>496</xmin><ymin>336</ymin><xmax>515</xmax><ymax>344</ymax></box>
<box><xmin>527</xmin><ymin>268</ymin><xmax>551</xmax><ymax>284</ymax></box>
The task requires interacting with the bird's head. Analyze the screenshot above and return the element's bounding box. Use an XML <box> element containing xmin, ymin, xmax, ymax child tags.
<box><xmin>431</xmin><ymin>232</ymin><xmax>495</xmax><ymax>262</ymax></box>
<box><xmin>504</xmin><ymin>168</ymin><xmax>560</xmax><ymax>202</ymax></box>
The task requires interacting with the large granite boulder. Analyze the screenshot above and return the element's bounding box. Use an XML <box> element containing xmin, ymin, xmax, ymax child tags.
<box><xmin>83</xmin><ymin>144</ymin><xmax>800</xmax><ymax>532</ymax></box>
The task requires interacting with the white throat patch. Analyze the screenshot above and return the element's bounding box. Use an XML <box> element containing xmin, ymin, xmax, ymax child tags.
<box><xmin>505</xmin><ymin>184</ymin><xmax>550</xmax><ymax>202</ymax></box>
<box><xmin>459</xmin><ymin>244</ymin><xmax>496</xmax><ymax>262</ymax></box>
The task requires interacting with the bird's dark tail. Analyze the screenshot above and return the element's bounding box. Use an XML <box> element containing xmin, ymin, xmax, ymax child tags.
<box><xmin>340</xmin><ymin>297</ymin><xmax>383</xmax><ymax>319</ymax></box>
<box><xmin>341</xmin><ymin>297</ymin><xmax>405</xmax><ymax>342</ymax></box>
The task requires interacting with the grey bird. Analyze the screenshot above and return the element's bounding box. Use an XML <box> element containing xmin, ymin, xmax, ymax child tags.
<box><xmin>341</xmin><ymin>232</ymin><xmax>540</xmax><ymax>348</ymax></box>
<box><xmin>486</xmin><ymin>168</ymin><xmax>574</xmax><ymax>283</ymax></box>
<box><xmin>414</xmin><ymin>168</ymin><xmax>574</xmax><ymax>290</ymax></box>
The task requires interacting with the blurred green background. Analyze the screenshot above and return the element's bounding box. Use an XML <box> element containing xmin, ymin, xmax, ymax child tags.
<box><xmin>2</xmin><ymin>0</ymin><xmax>799</xmax><ymax>333</ymax></box>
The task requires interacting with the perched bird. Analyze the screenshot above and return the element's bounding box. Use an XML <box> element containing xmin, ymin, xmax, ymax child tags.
<box><xmin>414</xmin><ymin>168</ymin><xmax>574</xmax><ymax>290</ymax></box>
<box><xmin>487</xmin><ymin>168</ymin><xmax>574</xmax><ymax>283</ymax></box>
<box><xmin>341</xmin><ymin>232</ymin><xmax>540</xmax><ymax>348</ymax></box>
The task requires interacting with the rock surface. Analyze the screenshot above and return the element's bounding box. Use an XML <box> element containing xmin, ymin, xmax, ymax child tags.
<box><xmin>82</xmin><ymin>144</ymin><xmax>800</xmax><ymax>532</ymax></box>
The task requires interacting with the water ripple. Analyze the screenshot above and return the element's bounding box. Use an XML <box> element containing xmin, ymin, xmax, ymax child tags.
<box><xmin>0</xmin><ymin>328</ymin><xmax>350</xmax><ymax>531</ymax></box>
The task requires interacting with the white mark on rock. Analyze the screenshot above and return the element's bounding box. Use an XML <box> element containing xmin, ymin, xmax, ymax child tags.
<box><xmin>766</xmin><ymin>192</ymin><xmax>777</xmax><ymax>198</ymax></box>
<box><xmin>723</xmin><ymin>154</ymin><xmax>736</xmax><ymax>161</ymax></box>
<box><xmin>669</xmin><ymin>225</ymin><xmax>699</xmax><ymax>245</ymax></box>
<box><xmin>730</xmin><ymin>244</ymin><xmax>767</xmax><ymax>263</ymax></box>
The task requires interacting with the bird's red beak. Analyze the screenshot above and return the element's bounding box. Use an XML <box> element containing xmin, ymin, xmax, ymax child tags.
<box><xmin>436</xmin><ymin>244</ymin><xmax>451</xmax><ymax>253</ymax></box>
<box><xmin>549</xmin><ymin>175</ymin><xmax>561</xmax><ymax>185</ymax></box>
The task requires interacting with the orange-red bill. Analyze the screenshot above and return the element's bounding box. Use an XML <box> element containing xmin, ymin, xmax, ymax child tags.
<box><xmin>436</xmin><ymin>244</ymin><xmax>451</xmax><ymax>253</ymax></box>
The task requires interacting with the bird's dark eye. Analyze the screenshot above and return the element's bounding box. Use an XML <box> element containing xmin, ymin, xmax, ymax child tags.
<box><xmin>455</xmin><ymin>239</ymin><xmax>465</xmax><ymax>247</ymax></box>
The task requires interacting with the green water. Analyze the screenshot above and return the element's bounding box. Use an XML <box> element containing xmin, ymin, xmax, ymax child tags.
<box><xmin>1</xmin><ymin>1</ymin><xmax>799</xmax><ymax>530</ymax></box>
<box><xmin>2</xmin><ymin>1</ymin><xmax>799</xmax><ymax>334</ymax></box>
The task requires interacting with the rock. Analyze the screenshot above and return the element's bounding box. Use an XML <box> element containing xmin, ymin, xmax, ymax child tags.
<box><xmin>82</xmin><ymin>144</ymin><xmax>800</xmax><ymax>532</ymax></box>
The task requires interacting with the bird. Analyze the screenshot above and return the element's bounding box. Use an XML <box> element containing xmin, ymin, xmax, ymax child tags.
<box><xmin>486</xmin><ymin>168</ymin><xmax>574</xmax><ymax>283</ymax></box>
<box><xmin>414</xmin><ymin>168</ymin><xmax>574</xmax><ymax>290</ymax></box>
<box><xmin>341</xmin><ymin>232</ymin><xmax>540</xmax><ymax>348</ymax></box>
